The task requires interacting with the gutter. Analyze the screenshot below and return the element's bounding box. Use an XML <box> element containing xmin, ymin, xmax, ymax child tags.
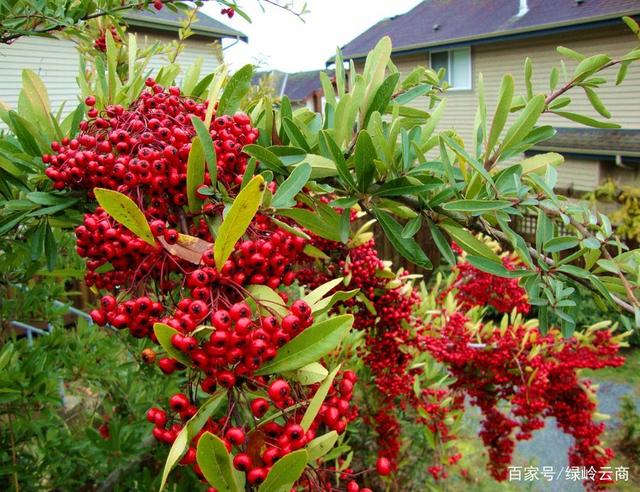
<box><xmin>330</xmin><ymin>10</ymin><xmax>640</xmax><ymax>63</ymax></box>
<box><xmin>124</xmin><ymin>13</ymin><xmax>248</xmax><ymax>42</ymax></box>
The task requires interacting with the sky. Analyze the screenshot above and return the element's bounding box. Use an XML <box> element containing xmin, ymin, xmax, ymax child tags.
<box><xmin>201</xmin><ymin>0</ymin><xmax>423</xmax><ymax>72</ymax></box>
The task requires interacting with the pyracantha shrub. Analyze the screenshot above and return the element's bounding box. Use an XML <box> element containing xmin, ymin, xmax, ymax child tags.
<box><xmin>43</xmin><ymin>81</ymin><xmax>371</xmax><ymax>490</ymax></box>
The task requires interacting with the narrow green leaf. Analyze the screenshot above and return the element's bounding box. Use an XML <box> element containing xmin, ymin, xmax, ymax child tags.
<box><xmin>287</xmin><ymin>362</ymin><xmax>328</xmax><ymax>386</ymax></box>
<box><xmin>552</xmin><ymin>111</ymin><xmax>620</xmax><ymax>129</ymax></box>
<box><xmin>402</xmin><ymin>215</ymin><xmax>422</xmax><ymax>239</ymax></box>
<box><xmin>439</xmin><ymin>220</ymin><xmax>501</xmax><ymax>263</ymax></box>
<box><xmin>364</xmin><ymin>72</ymin><xmax>400</xmax><ymax>127</ymax></box>
<box><xmin>373</xmin><ymin>208</ymin><xmax>432</xmax><ymax>269</ymax></box>
<box><xmin>354</xmin><ymin>130</ymin><xmax>376</xmax><ymax>193</ymax></box>
<box><xmin>153</xmin><ymin>323</ymin><xmax>191</xmax><ymax>366</ymax></box>
<box><xmin>543</xmin><ymin>236</ymin><xmax>579</xmax><ymax>253</ymax></box>
<box><xmin>196</xmin><ymin>432</ymin><xmax>240</xmax><ymax>492</ymax></box>
<box><xmin>442</xmin><ymin>199</ymin><xmax>512</xmax><ymax>213</ymax></box>
<box><xmin>271</xmin><ymin>163</ymin><xmax>311</xmax><ymax>209</ymax></box>
<box><xmin>428</xmin><ymin>219</ymin><xmax>455</xmax><ymax>265</ymax></box>
<box><xmin>214</xmin><ymin>175</ymin><xmax>265</xmax><ymax>269</ymax></box>
<box><xmin>186</xmin><ymin>137</ymin><xmax>206</xmax><ymax>213</ymax></box>
<box><xmin>217</xmin><ymin>64</ymin><xmax>253</xmax><ymax>116</ymax></box>
<box><xmin>487</xmin><ymin>75</ymin><xmax>514</xmax><ymax>154</ymax></box>
<box><xmin>277</xmin><ymin>208</ymin><xmax>341</xmax><ymax>242</ymax></box>
<box><xmin>318</xmin><ymin>130</ymin><xmax>356</xmax><ymax>191</ymax></box>
<box><xmin>301</xmin><ymin>365</ymin><xmax>341</xmax><ymax>431</ymax></box>
<box><xmin>191</xmin><ymin>116</ymin><xmax>218</xmax><ymax>188</ymax></box>
<box><xmin>255</xmin><ymin>315</ymin><xmax>353</xmax><ymax>375</ymax></box>
<box><xmin>243</xmin><ymin>144</ymin><xmax>287</xmax><ymax>174</ymax></box>
<box><xmin>306</xmin><ymin>431</ymin><xmax>338</xmax><ymax>462</ymax></box>
<box><xmin>500</xmin><ymin>95</ymin><xmax>545</xmax><ymax>152</ymax></box>
<box><xmin>159</xmin><ymin>392</ymin><xmax>226</xmax><ymax>491</ymax></box>
<box><xmin>557</xmin><ymin>46</ymin><xmax>586</xmax><ymax>62</ymax></box>
<box><xmin>94</xmin><ymin>188</ymin><xmax>155</xmax><ymax>246</ymax></box>
<box><xmin>44</xmin><ymin>222</ymin><xmax>56</xmax><ymax>271</ymax></box>
<box><xmin>583</xmin><ymin>87</ymin><xmax>611</xmax><ymax>119</ymax></box>
<box><xmin>258</xmin><ymin>450</ymin><xmax>308</xmax><ymax>492</ymax></box>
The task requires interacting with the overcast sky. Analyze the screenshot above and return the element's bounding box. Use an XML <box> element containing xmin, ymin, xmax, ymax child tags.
<box><xmin>201</xmin><ymin>0</ymin><xmax>422</xmax><ymax>72</ymax></box>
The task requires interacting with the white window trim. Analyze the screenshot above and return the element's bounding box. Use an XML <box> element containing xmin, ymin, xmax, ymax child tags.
<box><xmin>429</xmin><ymin>47</ymin><xmax>473</xmax><ymax>91</ymax></box>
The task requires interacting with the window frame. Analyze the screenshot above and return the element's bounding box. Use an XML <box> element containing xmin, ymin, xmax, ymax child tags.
<box><xmin>429</xmin><ymin>47</ymin><xmax>473</xmax><ymax>91</ymax></box>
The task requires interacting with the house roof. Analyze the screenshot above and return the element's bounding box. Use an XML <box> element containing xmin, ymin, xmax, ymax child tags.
<box><xmin>254</xmin><ymin>69</ymin><xmax>333</xmax><ymax>102</ymax></box>
<box><xmin>124</xmin><ymin>8</ymin><xmax>247</xmax><ymax>41</ymax></box>
<box><xmin>532</xmin><ymin>128</ymin><xmax>640</xmax><ymax>157</ymax></box>
<box><xmin>338</xmin><ymin>0</ymin><xmax>640</xmax><ymax>60</ymax></box>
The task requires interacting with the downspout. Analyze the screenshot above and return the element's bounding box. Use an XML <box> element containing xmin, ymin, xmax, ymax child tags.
<box><xmin>279</xmin><ymin>72</ymin><xmax>289</xmax><ymax>99</ymax></box>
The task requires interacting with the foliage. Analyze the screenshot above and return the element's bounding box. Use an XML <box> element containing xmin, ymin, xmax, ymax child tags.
<box><xmin>587</xmin><ymin>179</ymin><xmax>640</xmax><ymax>244</ymax></box>
<box><xmin>1</xmin><ymin>6</ymin><xmax>640</xmax><ymax>492</ymax></box>
<box><xmin>0</xmin><ymin>318</ymin><xmax>200</xmax><ymax>492</ymax></box>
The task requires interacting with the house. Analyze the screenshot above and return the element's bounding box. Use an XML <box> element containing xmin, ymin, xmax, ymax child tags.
<box><xmin>254</xmin><ymin>69</ymin><xmax>336</xmax><ymax>112</ymax></box>
<box><xmin>336</xmin><ymin>0</ymin><xmax>640</xmax><ymax>193</ymax></box>
<box><xmin>0</xmin><ymin>8</ymin><xmax>246</xmax><ymax>117</ymax></box>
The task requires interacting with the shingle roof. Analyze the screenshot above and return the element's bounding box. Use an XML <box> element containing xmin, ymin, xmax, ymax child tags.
<box><xmin>339</xmin><ymin>0</ymin><xmax>640</xmax><ymax>59</ymax></box>
<box><xmin>124</xmin><ymin>7</ymin><xmax>247</xmax><ymax>41</ymax></box>
<box><xmin>532</xmin><ymin>128</ymin><xmax>640</xmax><ymax>157</ymax></box>
<box><xmin>254</xmin><ymin>70</ymin><xmax>334</xmax><ymax>101</ymax></box>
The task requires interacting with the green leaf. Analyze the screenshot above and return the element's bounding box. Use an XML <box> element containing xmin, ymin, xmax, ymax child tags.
<box><xmin>441</xmin><ymin>134</ymin><xmax>494</xmax><ymax>185</ymax></box>
<box><xmin>583</xmin><ymin>87</ymin><xmax>611</xmax><ymax>118</ymax></box>
<box><xmin>573</xmin><ymin>54</ymin><xmax>611</xmax><ymax>82</ymax></box>
<box><xmin>557</xmin><ymin>46</ymin><xmax>586</xmax><ymax>62</ymax></box>
<box><xmin>364</xmin><ymin>72</ymin><xmax>400</xmax><ymax>127</ymax></box>
<box><xmin>286</xmin><ymin>362</ymin><xmax>328</xmax><ymax>385</ymax></box>
<box><xmin>94</xmin><ymin>188</ymin><xmax>155</xmax><ymax>246</ymax></box>
<box><xmin>373</xmin><ymin>208</ymin><xmax>432</xmax><ymax>269</ymax></box>
<box><xmin>319</xmin><ymin>71</ymin><xmax>336</xmax><ymax>107</ymax></box>
<box><xmin>543</xmin><ymin>236</ymin><xmax>579</xmax><ymax>253</ymax></box>
<box><xmin>354</xmin><ymin>130</ymin><xmax>376</xmax><ymax>193</ymax></box>
<box><xmin>214</xmin><ymin>175</ymin><xmax>265</xmax><ymax>269</ymax></box>
<box><xmin>301</xmin><ymin>365</ymin><xmax>341</xmax><ymax>431</ymax></box>
<box><xmin>306</xmin><ymin>431</ymin><xmax>338</xmax><ymax>462</ymax></box>
<box><xmin>303</xmin><ymin>154</ymin><xmax>338</xmax><ymax>179</ymax></box>
<box><xmin>255</xmin><ymin>315</ymin><xmax>353</xmax><ymax>375</ymax></box>
<box><xmin>282</xmin><ymin>117</ymin><xmax>310</xmax><ymax>152</ymax></box>
<box><xmin>318</xmin><ymin>131</ymin><xmax>356</xmax><ymax>191</ymax></box>
<box><xmin>552</xmin><ymin>111</ymin><xmax>620</xmax><ymax>129</ymax></box>
<box><xmin>520</xmin><ymin>152</ymin><xmax>563</xmax><ymax>175</ymax></box>
<box><xmin>271</xmin><ymin>163</ymin><xmax>311</xmax><ymax>208</ymax></box>
<box><xmin>44</xmin><ymin>222</ymin><xmax>56</xmax><ymax>271</ymax></box>
<box><xmin>243</xmin><ymin>145</ymin><xmax>287</xmax><ymax>174</ymax></box>
<box><xmin>487</xmin><ymin>75</ymin><xmax>514</xmax><ymax>154</ymax></box>
<box><xmin>246</xmin><ymin>285</ymin><xmax>288</xmax><ymax>318</ymax></box>
<box><xmin>217</xmin><ymin>64</ymin><xmax>253</xmax><ymax>116</ymax></box>
<box><xmin>442</xmin><ymin>199</ymin><xmax>512</xmax><ymax>213</ymax></box>
<box><xmin>277</xmin><ymin>208</ymin><xmax>341</xmax><ymax>242</ymax></box>
<box><xmin>500</xmin><ymin>95</ymin><xmax>545</xmax><ymax>152</ymax></box>
<box><xmin>402</xmin><ymin>215</ymin><xmax>422</xmax><ymax>239</ymax></box>
<box><xmin>428</xmin><ymin>219</ymin><xmax>455</xmax><ymax>266</ymax></box>
<box><xmin>196</xmin><ymin>432</ymin><xmax>240</xmax><ymax>492</ymax></box>
<box><xmin>190</xmin><ymin>116</ymin><xmax>217</xmax><ymax>188</ymax></box>
<box><xmin>159</xmin><ymin>392</ymin><xmax>226</xmax><ymax>491</ymax></box>
<box><xmin>439</xmin><ymin>220</ymin><xmax>501</xmax><ymax>263</ymax></box>
<box><xmin>186</xmin><ymin>137</ymin><xmax>206</xmax><ymax>213</ymax></box>
<box><xmin>303</xmin><ymin>277</ymin><xmax>345</xmax><ymax>307</ymax></box>
<box><xmin>153</xmin><ymin>323</ymin><xmax>191</xmax><ymax>366</ymax></box>
<box><xmin>258</xmin><ymin>449</ymin><xmax>308</xmax><ymax>492</ymax></box>
<box><xmin>466</xmin><ymin>255</ymin><xmax>517</xmax><ymax>278</ymax></box>
<box><xmin>394</xmin><ymin>84</ymin><xmax>432</xmax><ymax>106</ymax></box>
<box><xmin>524</xmin><ymin>58</ymin><xmax>533</xmax><ymax>99</ymax></box>
<box><xmin>372</xmin><ymin>176</ymin><xmax>441</xmax><ymax>197</ymax></box>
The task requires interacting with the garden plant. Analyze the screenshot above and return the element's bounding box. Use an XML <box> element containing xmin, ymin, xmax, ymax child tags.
<box><xmin>2</xmin><ymin>1</ymin><xmax>640</xmax><ymax>491</ymax></box>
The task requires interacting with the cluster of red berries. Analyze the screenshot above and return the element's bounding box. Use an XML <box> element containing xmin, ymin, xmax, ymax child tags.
<box><xmin>44</xmin><ymin>83</ymin><xmax>257</xmax><ymax>195</ymax></box>
<box><xmin>148</xmin><ymin>370</ymin><xmax>358</xmax><ymax>487</ymax></box>
<box><xmin>167</xmin><ymin>300</ymin><xmax>314</xmax><ymax>386</ymax></box>
<box><xmin>300</xmin><ymin>236</ymin><xmax>425</xmax><ymax>471</ymax></box>
<box><xmin>422</xmin><ymin>308</ymin><xmax>625</xmax><ymax>490</ymax></box>
<box><xmin>220</xmin><ymin>7</ymin><xmax>235</xmax><ymax>18</ymax></box>
<box><xmin>93</xmin><ymin>26</ymin><xmax>120</xmax><ymax>52</ymax></box>
<box><xmin>442</xmin><ymin>244</ymin><xmax>530</xmax><ymax>314</ymax></box>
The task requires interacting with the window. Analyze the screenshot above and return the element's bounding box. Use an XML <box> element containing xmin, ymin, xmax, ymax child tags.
<box><xmin>429</xmin><ymin>47</ymin><xmax>472</xmax><ymax>90</ymax></box>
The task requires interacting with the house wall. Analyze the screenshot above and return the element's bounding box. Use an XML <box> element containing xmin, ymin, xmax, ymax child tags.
<box><xmin>386</xmin><ymin>24</ymin><xmax>640</xmax><ymax>191</ymax></box>
<box><xmin>0</xmin><ymin>31</ymin><xmax>221</xmax><ymax>123</ymax></box>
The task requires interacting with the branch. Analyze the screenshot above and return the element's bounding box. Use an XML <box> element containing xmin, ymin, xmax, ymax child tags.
<box><xmin>386</xmin><ymin>193</ymin><xmax>637</xmax><ymax>315</ymax></box>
